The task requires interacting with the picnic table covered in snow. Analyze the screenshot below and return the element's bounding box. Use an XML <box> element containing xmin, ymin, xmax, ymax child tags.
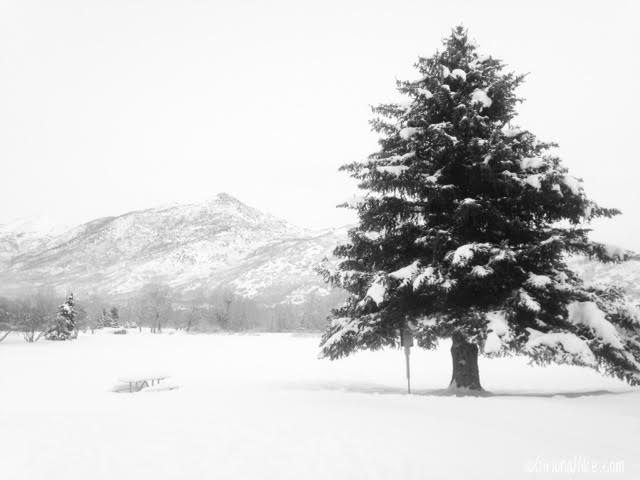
<box><xmin>117</xmin><ymin>373</ymin><xmax>170</xmax><ymax>392</ymax></box>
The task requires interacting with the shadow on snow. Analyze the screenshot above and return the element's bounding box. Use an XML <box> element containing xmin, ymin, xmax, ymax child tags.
<box><xmin>284</xmin><ymin>381</ymin><xmax>636</xmax><ymax>398</ymax></box>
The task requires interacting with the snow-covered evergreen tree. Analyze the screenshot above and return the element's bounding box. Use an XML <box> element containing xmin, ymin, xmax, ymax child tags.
<box><xmin>109</xmin><ymin>306</ymin><xmax>120</xmax><ymax>327</ymax></box>
<box><xmin>95</xmin><ymin>309</ymin><xmax>105</xmax><ymax>329</ymax></box>
<box><xmin>96</xmin><ymin>307</ymin><xmax>118</xmax><ymax>329</ymax></box>
<box><xmin>45</xmin><ymin>293</ymin><xmax>77</xmax><ymax>341</ymax></box>
<box><xmin>319</xmin><ymin>26</ymin><xmax>640</xmax><ymax>390</ymax></box>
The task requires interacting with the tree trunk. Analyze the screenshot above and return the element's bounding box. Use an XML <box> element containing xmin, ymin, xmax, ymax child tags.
<box><xmin>449</xmin><ymin>334</ymin><xmax>482</xmax><ymax>391</ymax></box>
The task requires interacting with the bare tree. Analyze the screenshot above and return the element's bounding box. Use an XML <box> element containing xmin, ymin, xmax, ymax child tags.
<box><xmin>17</xmin><ymin>288</ymin><xmax>57</xmax><ymax>342</ymax></box>
<box><xmin>127</xmin><ymin>297</ymin><xmax>147</xmax><ymax>332</ymax></box>
<box><xmin>210</xmin><ymin>289</ymin><xmax>234</xmax><ymax>330</ymax></box>
<box><xmin>184</xmin><ymin>304</ymin><xmax>207</xmax><ymax>332</ymax></box>
<box><xmin>83</xmin><ymin>294</ymin><xmax>106</xmax><ymax>333</ymax></box>
<box><xmin>0</xmin><ymin>297</ymin><xmax>13</xmax><ymax>342</ymax></box>
<box><xmin>139</xmin><ymin>283</ymin><xmax>172</xmax><ymax>333</ymax></box>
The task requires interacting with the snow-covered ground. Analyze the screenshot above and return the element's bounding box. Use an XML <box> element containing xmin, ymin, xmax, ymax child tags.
<box><xmin>0</xmin><ymin>331</ymin><xmax>638</xmax><ymax>479</ymax></box>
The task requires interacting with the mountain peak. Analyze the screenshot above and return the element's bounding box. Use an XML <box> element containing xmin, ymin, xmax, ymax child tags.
<box><xmin>199</xmin><ymin>192</ymin><xmax>251</xmax><ymax>211</ymax></box>
<box><xmin>149</xmin><ymin>193</ymin><xmax>244</xmax><ymax>212</ymax></box>
<box><xmin>213</xmin><ymin>192</ymin><xmax>240</xmax><ymax>203</ymax></box>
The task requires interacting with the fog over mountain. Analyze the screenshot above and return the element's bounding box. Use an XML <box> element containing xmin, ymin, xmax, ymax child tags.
<box><xmin>0</xmin><ymin>193</ymin><xmax>347</xmax><ymax>304</ymax></box>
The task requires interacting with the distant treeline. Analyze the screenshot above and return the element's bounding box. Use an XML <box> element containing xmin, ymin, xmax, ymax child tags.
<box><xmin>0</xmin><ymin>284</ymin><xmax>345</xmax><ymax>342</ymax></box>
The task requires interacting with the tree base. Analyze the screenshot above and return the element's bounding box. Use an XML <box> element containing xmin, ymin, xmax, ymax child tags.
<box><xmin>449</xmin><ymin>334</ymin><xmax>483</xmax><ymax>391</ymax></box>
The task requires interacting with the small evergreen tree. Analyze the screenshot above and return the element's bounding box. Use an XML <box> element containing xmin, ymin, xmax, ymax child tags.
<box><xmin>109</xmin><ymin>306</ymin><xmax>120</xmax><ymax>327</ymax></box>
<box><xmin>45</xmin><ymin>293</ymin><xmax>77</xmax><ymax>341</ymax></box>
<box><xmin>319</xmin><ymin>26</ymin><xmax>640</xmax><ymax>390</ymax></box>
<box><xmin>96</xmin><ymin>308</ymin><xmax>108</xmax><ymax>329</ymax></box>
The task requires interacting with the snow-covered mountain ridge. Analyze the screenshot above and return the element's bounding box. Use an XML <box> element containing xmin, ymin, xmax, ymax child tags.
<box><xmin>0</xmin><ymin>194</ymin><xmax>348</xmax><ymax>302</ymax></box>
<box><xmin>567</xmin><ymin>255</ymin><xmax>640</xmax><ymax>303</ymax></box>
<box><xmin>1</xmin><ymin>194</ymin><xmax>638</xmax><ymax>305</ymax></box>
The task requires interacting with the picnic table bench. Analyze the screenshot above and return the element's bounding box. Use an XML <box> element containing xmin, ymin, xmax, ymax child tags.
<box><xmin>118</xmin><ymin>374</ymin><xmax>170</xmax><ymax>393</ymax></box>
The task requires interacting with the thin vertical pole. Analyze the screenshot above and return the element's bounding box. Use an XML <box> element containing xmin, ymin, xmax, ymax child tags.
<box><xmin>404</xmin><ymin>344</ymin><xmax>411</xmax><ymax>394</ymax></box>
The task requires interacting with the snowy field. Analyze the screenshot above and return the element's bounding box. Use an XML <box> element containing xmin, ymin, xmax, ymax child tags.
<box><xmin>1</xmin><ymin>331</ymin><xmax>638</xmax><ymax>479</ymax></box>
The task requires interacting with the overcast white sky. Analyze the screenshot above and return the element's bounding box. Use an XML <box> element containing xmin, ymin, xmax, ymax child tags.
<box><xmin>1</xmin><ymin>0</ymin><xmax>638</xmax><ymax>249</ymax></box>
